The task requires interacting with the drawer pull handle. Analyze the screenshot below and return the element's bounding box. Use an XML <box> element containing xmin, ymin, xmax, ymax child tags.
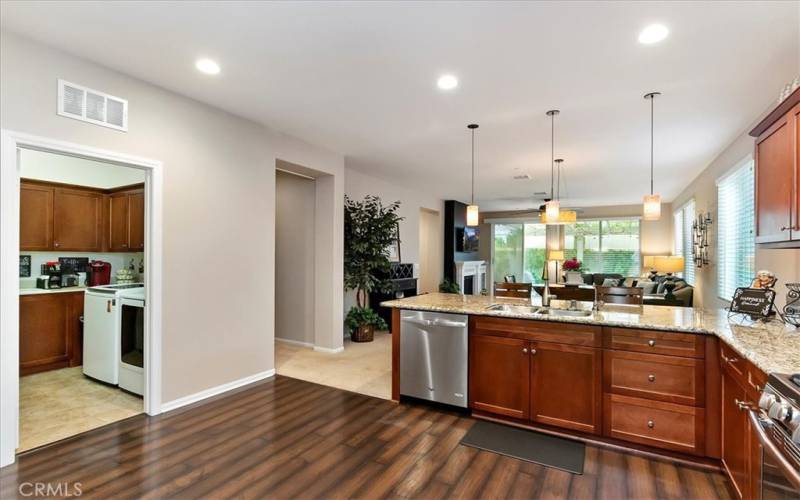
<box><xmin>647</xmin><ymin>420</ymin><xmax>655</xmax><ymax>429</ymax></box>
<box><xmin>530</xmin><ymin>348</ymin><xmax>536</xmax><ymax>355</ymax></box>
<box><xmin>647</xmin><ymin>374</ymin><xmax>656</xmax><ymax>382</ymax></box>
<box><xmin>647</xmin><ymin>340</ymin><xmax>656</xmax><ymax>347</ymax></box>
<box><xmin>523</xmin><ymin>348</ymin><xmax>528</xmax><ymax>354</ymax></box>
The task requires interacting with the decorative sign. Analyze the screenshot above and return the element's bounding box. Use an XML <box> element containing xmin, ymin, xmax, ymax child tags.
<box><xmin>19</xmin><ymin>255</ymin><xmax>31</xmax><ymax>278</ymax></box>
<box><xmin>729</xmin><ymin>287</ymin><xmax>776</xmax><ymax>318</ymax></box>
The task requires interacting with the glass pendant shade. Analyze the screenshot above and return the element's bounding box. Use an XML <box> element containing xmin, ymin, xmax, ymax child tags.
<box><xmin>544</xmin><ymin>199</ymin><xmax>560</xmax><ymax>222</ymax></box>
<box><xmin>466</xmin><ymin>204</ymin><xmax>479</xmax><ymax>227</ymax></box>
<box><xmin>540</xmin><ymin>208</ymin><xmax>576</xmax><ymax>225</ymax></box>
<box><xmin>643</xmin><ymin>193</ymin><xmax>662</xmax><ymax>221</ymax></box>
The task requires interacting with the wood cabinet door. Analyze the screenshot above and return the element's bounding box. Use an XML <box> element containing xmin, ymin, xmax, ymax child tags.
<box><xmin>721</xmin><ymin>370</ymin><xmax>749</xmax><ymax>499</ymax></box>
<box><xmin>20</xmin><ymin>294</ymin><xmax>72</xmax><ymax>375</ymax></box>
<box><xmin>530</xmin><ymin>341</ymin><xmax>601</xmax><ymax>434</ymax></box>
<box><xmin>108</xmin><ymin>192</ymin><xmax>130</xmax><ymax>251</ymax></box>
<box><xmin>469</xmin><ymin>334</ymin><xmax>530</xmax><ymax>419</ymax></box>
<box><xmin>53</xmin><ymin>188</ymin><xmax>103</xmax><ymax>251</ymax></box>
<box><xmin>755</xmin><ymin>114</ymin><xmax>794</xmax><ymax>243</ymax></box>
<box><xmin>128</xmin><ymin>191</ymin><xmax>145</xmax><ymax>250</ymax></box>
<box><xmin>20</xmin><ymin>183</ymin><xmax>54</xmax><ymax>251</ymax></box>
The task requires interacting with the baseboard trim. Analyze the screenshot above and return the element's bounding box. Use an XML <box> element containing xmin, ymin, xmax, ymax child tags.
<box><xmin>160</xmin><ymin>369</ymin><xmax>276</xmax><ymax>413</ymax></box>
<box><xmin>275</xmin><ymin>337</ymin><xmax>314</xmax><ymax>348</ymax></box>
<box><xmin>313</xmin><ymin>345</ymin><xmax>344</xmax><ymax>354</ymax></box>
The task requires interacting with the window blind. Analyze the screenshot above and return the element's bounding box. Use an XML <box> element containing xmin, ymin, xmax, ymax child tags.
<box><xmin>717</xmin><ymin>160</ymin><xmax>755</xmax><ymax>300</ymax></box>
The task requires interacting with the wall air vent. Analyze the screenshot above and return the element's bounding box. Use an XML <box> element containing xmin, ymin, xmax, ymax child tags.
<box><xmin>57</xmin><ymin>79</ymin><xmax>128</xmax><ymax>132</ymax></box>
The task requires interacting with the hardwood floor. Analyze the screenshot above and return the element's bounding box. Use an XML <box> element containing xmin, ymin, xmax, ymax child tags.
<box><xmin>0</xmin><ymin>375</ymin><xmax>732</xmax><ymax>499</ymax></box>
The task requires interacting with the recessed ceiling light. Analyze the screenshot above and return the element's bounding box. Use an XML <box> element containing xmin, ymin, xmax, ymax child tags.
<box><xmin>195</xmin><ymin>58</ymin><xmax>221</xmax><ymax>75</ymax></box>
<box><xmin>638</xmin><ymin>24</ymin><xmax>669</xmax><ymax>44</ymax></box>
<box><xmin>437</xmin><ymin>74</ymin><xmax>458</xmax><ymax>90</ymax></box>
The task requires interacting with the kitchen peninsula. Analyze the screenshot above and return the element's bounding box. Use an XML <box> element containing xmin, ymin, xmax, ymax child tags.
<box><xmin>383</xmin><ymin>292</ymin><xmax>800</xmax><ymax>495</ymax></box>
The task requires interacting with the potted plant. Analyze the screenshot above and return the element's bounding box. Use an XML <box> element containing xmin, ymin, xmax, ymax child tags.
<box><xmin>563</xmin><ymin>257</ymin><xmax>584</xmax><ymax>285</ymax></box>
<box><xmin>438</xmin><ymin>279</ymin><xmax>461</xmax><ymax>294</ymax></box>
<box><xmin>344</xmin><ymin>195</ymin><xmax>403</xmax><ymax>342</ymax></box>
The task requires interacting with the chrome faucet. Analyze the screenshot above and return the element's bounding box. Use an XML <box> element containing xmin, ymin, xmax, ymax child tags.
<box><xmin>593</xmin><ymin>286</ymin><xmax>603</xmax><ymax>311</ymax></box>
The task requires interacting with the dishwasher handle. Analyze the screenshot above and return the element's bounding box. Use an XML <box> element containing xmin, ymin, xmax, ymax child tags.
<box><xmin>401</xmin><ymin>316</ymin><xmax>467</xmax><ymax>329</ymax></box>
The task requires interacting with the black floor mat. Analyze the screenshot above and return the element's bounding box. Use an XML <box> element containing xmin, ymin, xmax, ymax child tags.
<box><xmin>460</xmin><ymin>420</ymin><xmax>585</xmax><ymax>474</ymax></box>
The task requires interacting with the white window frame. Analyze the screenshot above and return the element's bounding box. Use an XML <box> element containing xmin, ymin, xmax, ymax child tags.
<box><xmin>716</xmin><ymin>155</ymin><xmax>755</xmax><ymax>301</ymax></box>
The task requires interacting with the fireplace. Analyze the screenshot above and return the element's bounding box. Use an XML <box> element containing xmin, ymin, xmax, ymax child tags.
<box><xmin>454</xmin><ymin>260</ymin><xmax>486</xmax><ymax>296</ymax></box>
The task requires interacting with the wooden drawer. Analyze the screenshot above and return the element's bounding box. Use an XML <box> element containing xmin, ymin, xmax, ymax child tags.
<box><xmin>472</xmin><ymin>316</ymin><xmax>601</xmax><ymax>347</ymax></box>
<box><xmin>603</xmin><ymin>394</ymin><xmax>705</xmax><ymax>456</ymax></box>
<box><xmin>603</xmin><ymin>327</ymin><xmax>704</xmax><ymax>358</ymax></box>
<box><xmin>719</xmin><ymin>342</ymin><xmax>767</xmax><ymax>402</ymax></box>
<box><xmin>603</xmin><ymin>350</ymin><xmax>705</xmax><ymax>406</ymax></box>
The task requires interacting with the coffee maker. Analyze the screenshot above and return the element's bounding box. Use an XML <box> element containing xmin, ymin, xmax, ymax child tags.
<box><xmin>36</xmin><ymin>261</ymin><xmax>62</xmax><ymax>289</ymax></box>
<box><xmin>87</xmin><ymin>261</ymin><xmax>112</xmax><ymax>286</ymax></box>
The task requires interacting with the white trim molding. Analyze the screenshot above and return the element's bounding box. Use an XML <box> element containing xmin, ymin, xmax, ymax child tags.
<box><xmin>160</xmin><ymin>369</ymin><xmax>276</xmax><ymax>413</ymax></box>
<box><xmin>0</xmin><ymin>130</ymin><xmax>163</xmax><ymax>467</ymax></box>
<box><xmin>275</xmin><ymin>337</ymin><xmax>315</xmax><ymax>348</ymax></box>
<box><xmin>313</xmin><ymin>345</ymin><xmax>345</xmax><ymax>354</ymax></box>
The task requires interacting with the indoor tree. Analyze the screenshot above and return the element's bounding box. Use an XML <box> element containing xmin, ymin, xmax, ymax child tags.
<box><xmin>344</xmin><ymin>195</ymin><xmax>403</xmax><ymax>341</ymax></box>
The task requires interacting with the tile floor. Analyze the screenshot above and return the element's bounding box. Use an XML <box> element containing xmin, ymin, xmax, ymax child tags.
<box><xmin>19</xmin><ymin>366</ymin><xmax>143</xmax><ymax>452</ymax></box>
<box><xmin>275</xmin><ymin>332</ymin><xmax>392</xmax><ymax>399</ymax></box>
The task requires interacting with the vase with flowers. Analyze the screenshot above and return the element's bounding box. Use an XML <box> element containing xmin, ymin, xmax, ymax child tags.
<box><xmin>563</xmin><ymin>257</ymin><xmax>584</xmax><ymax>285</ymax></box>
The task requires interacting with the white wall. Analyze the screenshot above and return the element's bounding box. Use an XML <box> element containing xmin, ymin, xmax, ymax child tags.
<box><xmin>275</xmin><ymin>171</ymin><xmax>315</xmax><ymax>345</ymax></box>
<box><xmin>672</xmin><ymin>120</ymin><xmax>800</xmax><ymax>310</ymax></box>
<box><xmin>20</xmin><ymin>148</ymin><xmax>145</xmax><ymax>188</ymax></box>
<box><xmin>1</xmin><ymin>31</ymin><xmax>345</xmax><ymax>403</ymax></box>
<box><xmin>344</xmin><ymin>167</ymin><xmax>443</xmax><ymax>311</ymax></box>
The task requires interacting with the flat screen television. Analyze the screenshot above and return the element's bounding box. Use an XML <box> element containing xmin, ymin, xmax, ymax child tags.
<box><xmin>457</xmin><ymin>227</ymin><xmax>479</xmax><ymax>252</ymax></box>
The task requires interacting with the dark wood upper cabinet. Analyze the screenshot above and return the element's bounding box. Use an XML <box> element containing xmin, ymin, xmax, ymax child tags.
<box><xmin>751</xmin><ymin>89</ymin><xmax>800</xmax><ymax>246</ymax></box>
<box><xmin>20</xmin><ymin>183</ymin><xmax>53</xmax><ymax>251</ymax></box>
<box><xmin>19</xmin><ymin>180</ymin><xmax>143</xmax><ymax>252</ymax></box>
<box><xmin>108</xmin><ymin>192</ymin><xmax>130</xmax><ymax>251</ymax></box>
<box><xmin>469</xmin><ymin>333</ymin><xmax>530</xmax><ymax>420</ymax></box>
<box><xmin>128</xmin><ymin>191</ymin><xmax>145</xmax><ymax>250</ymax></box>
<box><xmin>109</xmin><ymin>188</ymin><xmax>145</xmax><ymax>252</ymax></box>
<box><xmin>530</xmin><ymin>341</ymin><xmax>601</xmax><ymax>434</ymax></box>
<box><xmin>53</xmin><ymin>187</ymin><xmax>103</xmax><ymax>252</ymax></box>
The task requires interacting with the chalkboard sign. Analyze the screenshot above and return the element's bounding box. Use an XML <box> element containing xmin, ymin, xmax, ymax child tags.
<box><xmin>59</xmin><ymin>257</ymin><xmax>89</xmax><ymax>273</ymax></box>
<box><xmin>19</xmin><ymin>255</ymin><xmax>31</xmax><ymax>277</ymax></box>
<box><xmin>729</xmin><ymin>287</ymin><xmax>776</xmax><ymax>318</ymax></box>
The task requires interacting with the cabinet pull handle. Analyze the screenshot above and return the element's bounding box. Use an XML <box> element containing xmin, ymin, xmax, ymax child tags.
<box><xmin>735</xmin><ymin>399</ymin><xmax>752</xmax><ymax>411</ymax></box>
<box><xmin>647</xmin><ymin>340</ymin><xmax>656</xmax><ymax>347</ymax></box>
<box><xmin>522</xmin><ymin>347</ymin><xmax>528</xmax><ymax>354</ymax></box>
<box><xmin>781</xmin><ymin>226</ymin><xmax>790</xmax><ymax>231</ymax></box>
<box><xmin>54</xmin><ymin>242</ymin><xmax>60</xmax><ymax>248</ymax></box>
<box><xmin>647</xmin><ymin>420</ymin><xmax>655</xmax><ymax>429</ymax></box>
<box><xmin>647</xmin><ymin>374</ymin><xmax>655</xmax><ymax>382</ymax></box>
<box><xmin>106</xmin><ymin>300</ymin><xmax>111</xmax><ymax>313</ymax></box>
<box><xmin>530</xmin><ymin>348</ymin><xmax>537</xmax><ymax>355</ymax></box>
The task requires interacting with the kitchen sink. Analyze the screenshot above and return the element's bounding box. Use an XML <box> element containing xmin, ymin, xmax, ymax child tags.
<box><xmin>486</xmin><ymin>304</ymin><xmax>543</xmax><ymax>315</ymax></box>
<box><xmin>538</xmin><ymin>308</ymin><xmax>593</xmax><ymax>317</ymax></box>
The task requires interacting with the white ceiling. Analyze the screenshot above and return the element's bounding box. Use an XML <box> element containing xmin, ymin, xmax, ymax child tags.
<box><xmin>2</xmin><ymin>1</ymin><xmax>798</xmax><ymax>210</ymax></box>
<box><xmin>20</xmin><ymin>149</ymin><xmax>145</xmax><ymax>189</ymax></box>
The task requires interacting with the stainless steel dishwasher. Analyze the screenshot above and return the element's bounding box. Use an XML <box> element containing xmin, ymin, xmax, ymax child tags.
<box><xmin>400</xmin><ymin>310</ymin><xmax>468</xmax><ymax>408</ymax></box>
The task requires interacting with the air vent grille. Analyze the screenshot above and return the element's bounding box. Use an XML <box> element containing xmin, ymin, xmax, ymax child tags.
<box><xmin>57</xmin><ymin>79</ymin><xmax>128</xmax><ymax>132</ymax></box>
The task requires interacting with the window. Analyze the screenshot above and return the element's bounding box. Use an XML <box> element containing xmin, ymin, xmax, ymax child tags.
<box><xmin>564</xmin><ymin>219</ymin><xmax>640</xmax><ymax>275</ymax></box>
<box><xmin>492</xmin><ymin>219</ymin><xmax>641</xmax><ymax>283</ymax></box>
<box><xmin>674</xmin><ymin>201</ymin><xmax>696</xmax><ymax>284</ymax></box>
<box><xmin>717</xmin><ymin>159</ymin><xmax>755</xmax><ymax>300</ymax></box>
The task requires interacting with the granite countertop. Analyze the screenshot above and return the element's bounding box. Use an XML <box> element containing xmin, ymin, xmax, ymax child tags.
<box><xmin>381</xmin><ymin>292</ymin><xmax>800</xmax><ymax>375</ymax></box>
<box><xmin>20</xmin><ymin>286</ymin><xmax>87</xmax><ymax>296</ymax></box>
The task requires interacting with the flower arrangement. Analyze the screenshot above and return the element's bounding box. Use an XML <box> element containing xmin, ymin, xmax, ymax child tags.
<box><xmin>563</xmin><ymin>257</ymin><xmax>582</xmax><ymax>271</ymax></box>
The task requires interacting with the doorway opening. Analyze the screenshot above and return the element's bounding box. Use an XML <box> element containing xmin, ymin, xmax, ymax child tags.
<box><xmin>419</xmin><ymin>208</ymin><xmax>442</xmax><ymax>294</ymax></box>
<box><xmin>272</xmin><ymin>160</ymin><xmax>391</xmax><ymax>399</ymax></box>
<box><xmin>0</xmin><ymin>131</ymin><xmax>163</xmax><ymax>467</ymax></box>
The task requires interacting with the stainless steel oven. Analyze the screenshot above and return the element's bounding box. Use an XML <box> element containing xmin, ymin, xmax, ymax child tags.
<box><xmin>749</xmin><ymin>374</ymin><xmax>800</xmax><ymax>499</ymax></box>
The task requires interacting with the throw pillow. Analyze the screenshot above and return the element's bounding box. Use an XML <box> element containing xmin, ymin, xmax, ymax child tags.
<box><xmin>601</xmin><ymin>278</ymin><xmax>619</xmax><ymax>287</ymax></box>
<box><xmin>636</xmin><ymin>281</ymin><xmax>657</xmax><ymax>294</ymax></box>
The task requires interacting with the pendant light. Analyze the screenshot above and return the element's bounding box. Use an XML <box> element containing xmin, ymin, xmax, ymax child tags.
<box><xmin>540</xmin><ymin>158</ymin><xmax>577</xmax><ymax>224</ymax></box>
<box><xmin>543</xmin><ymin>110</ymin><xmax>560</xmax><ymax>223</ymax></box>
<box><xmin>643</xmin><ymin>92</ymin><xmax>662</xmax><ymax>221</ymax></box>
<box><xmin>466</xmin><ymin>123</ymin><xmax>480</xmax><ymax>226</ymax></box>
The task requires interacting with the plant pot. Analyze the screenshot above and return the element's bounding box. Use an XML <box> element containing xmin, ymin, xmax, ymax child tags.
<box><xmin>565</xmin><ymin>271</ymin><xmax>584</xmax><ymax>285</ymax></box>
<box><xmin>351</xmin><ymin>324</ymin><xmax>375</xmax><ymax>343</ymax></box>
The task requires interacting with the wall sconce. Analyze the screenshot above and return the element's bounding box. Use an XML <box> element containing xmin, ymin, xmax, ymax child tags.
<box><xmin>692</xmin><ymin>212</ymin><xmax>712</xmax><ymax>268</ymax></box>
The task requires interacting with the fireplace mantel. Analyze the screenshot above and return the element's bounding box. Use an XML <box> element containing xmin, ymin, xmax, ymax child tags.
<box><xmin>454</xmin><ymin>260</ymin><xmax>486</xmax><ymax>296</ymax></box>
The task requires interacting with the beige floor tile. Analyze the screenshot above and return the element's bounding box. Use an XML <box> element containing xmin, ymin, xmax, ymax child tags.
<box><xmin>18</xmin><ymin>366</ymin><xmax>143</xmax><ymax>452</ymax></box>
<box><xmin>275</xmin><ymin>332</ymin><xmax>392</xmax><ymax>400</ymax></box>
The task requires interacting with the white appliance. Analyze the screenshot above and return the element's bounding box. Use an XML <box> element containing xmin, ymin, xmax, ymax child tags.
<box><xmin>118</xmin><ymin>287</ymin><xmax>145</xmax><ymax>396</ymax></box>
<box><xmin>83</xmin><ymin>283</ymin><xmax>143</xmax><ymax>384</ymax></box>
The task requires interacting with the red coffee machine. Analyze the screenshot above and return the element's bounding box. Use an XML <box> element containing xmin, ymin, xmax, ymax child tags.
<box><xmin>88</xmin><ymin>261</ymin><xmax>112</xmax><ymax>286</ymax></box>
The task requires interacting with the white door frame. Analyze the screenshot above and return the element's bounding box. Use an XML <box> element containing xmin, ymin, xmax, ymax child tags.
<box><xmin>0</xmin><ymin>130</ymin><xmax>164</xmax><ymax>467</ymax></box>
